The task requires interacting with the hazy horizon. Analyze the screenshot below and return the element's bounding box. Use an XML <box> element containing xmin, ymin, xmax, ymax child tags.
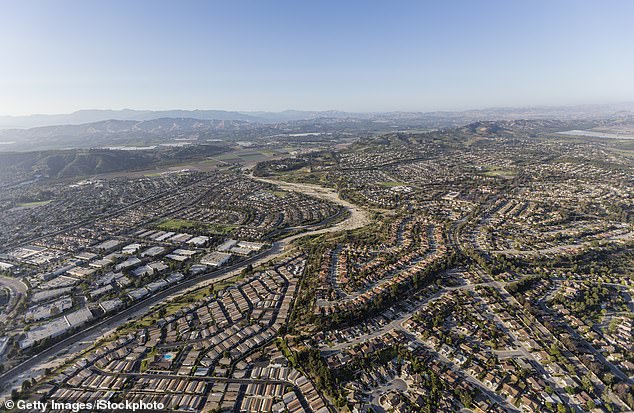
<box><xmin>2</xmin><ymin>0</ymin><xmax>634</xmax><ymax>115</ymax></box>
<box><xmin>1</xmin><ymin>100</ymin><xmax>634</xmax><ymax>119</ymax></box>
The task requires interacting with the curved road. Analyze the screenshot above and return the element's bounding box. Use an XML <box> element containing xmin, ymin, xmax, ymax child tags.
<box><xmin>0</xmin><ymin>275</ymin><xmax>27</xmax><ymax>324</ymax></box>
<box><xmin>0</xmin><ymin>174</ymin><xmax>370</xmax><ymax>392</ymax></box>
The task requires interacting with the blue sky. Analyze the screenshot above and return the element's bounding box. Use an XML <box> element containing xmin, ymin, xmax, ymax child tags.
<box><xmin>1</xmin><ymin>0</ymin><xmax>633</xmax><ymax>115</ymax></box>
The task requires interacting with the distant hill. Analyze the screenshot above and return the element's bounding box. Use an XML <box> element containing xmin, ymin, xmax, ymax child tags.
<box><xmin>0</xmin><ymin>144</ymin><xmax>229</xmax><ymax>185</ymax></box>
<box><xmin>0</xmin><ymin>109</ymin><xmax>260</xmax><ymax>129</ymax></box>
<box><xmin>241</xmin><ymin>110</ymin><xmax>372</xmax><ymax>122</ymax></box>
<box><xmin>0</xmin><ymin>118</ymin><xmax>255</xmax><ymax>152</ymax></box>
<box><xmin>2</xmin><ymin>102</ymin><xmax>633</xmax><ymax>129</ymax></box>
<box><xmin>2</xmin><ymin>104</ymin><xmax>634</xmax><ymax>152</ymax></box>
<box><xmin>455</xmin><ymin>119</ymin><xmax>606</xmax><ymax>136</ymax></box>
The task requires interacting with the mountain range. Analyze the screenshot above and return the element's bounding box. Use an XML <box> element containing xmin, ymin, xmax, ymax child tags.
<box><xmin>2</xmin><ymin>102</ymin><xmax>634</xmax><ymax>129</ymax></box>
<box><xmin>0</xmin><ymin>118</ymin><xmax>269</xmax><ymax>152</ymax></box>
<box><xmin>0</xmin><ymin>109</ymin><xmax>359</xmax><ymax>129</ymax></box>
<box><xmin>1</xmin><ymin>103</ymin><xmax>634</xmax><ymax>153</ymax></box>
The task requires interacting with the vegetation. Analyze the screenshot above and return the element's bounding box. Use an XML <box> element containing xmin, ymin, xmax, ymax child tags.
<box><xmin>157</xmin><ymin>218</ymin><xmax>237</xmax><ymax>234</ymax></box>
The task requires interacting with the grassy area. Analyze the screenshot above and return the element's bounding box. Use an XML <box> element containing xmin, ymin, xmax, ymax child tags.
<box><xmin>481</xmin><ymin>168</ymin><xmax>517</xmax><ymax>178</ymax></box>
<box><xmin>377</xmin><ymin>181</ymin><xmax>408</xmax><ymax>187</ymax></box>
<box><xmin>166</xmin><ymin>274</ymin><xmax>246</xmax><ymax>308</ymax></box>
<box><xmin>157</xmin><ymin>218</ymin><xmax>237</xmax><ymax>234</ymax></box>
<box><xmin>271</xmin><ymin>190</ymin><xmax>288</xmax><ymax>198</ymax></box>
<box><xmin>213</xmin><ymin>150</ymin><xmax>272</xmax><ymax>163</ymax></box>
<box><xmin>210</xmin><ymin>274</ymin><xmax>245</xmax><ymax>293</ymax></box>
<box><xmin>17</xmin><ymin>200</ymin><xmax>52</xmax><ymax>207</ymax></box>
<box><xmin>198</xmin><ymin>158</ymin><xmax>223</xmax><ymax>166</ymax></box>
<box><xmin>115</xmin><ymin>311</ymin><xmax>162</xmax><ymax>335</ymax></box>
<box><xmin>239</xmin><ymin>152</ymin><xmax>268</xmax><ymax>159</ymax></box>
<box><xmin>135</xmin><ymin>318</ymin><xmax>157</xmax><ymax>327</ymax></box>
<box><xmin>275</xmin><ymin>171</ymin><xmax>330</xmax><ymax>186</ymax></box>
<box><xmin>157</xmin><ymin>218</ymin><xmax>202</xmax><ymax>231</ymax></box>
<box><xmin>215</xmin><ymin>152</ymin><xmax>242</xmax><ymax>161</ymax></box>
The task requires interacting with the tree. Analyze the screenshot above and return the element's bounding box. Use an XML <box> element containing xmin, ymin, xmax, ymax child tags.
<box><xmin>581</xmin><ymin>373</ymin><xmax>593</xmax><ymax>393</ymax></box>
<box><xmin>241</xmin><ymin>264</ymin><xmax>254</xmax><ymax>276</ymax></box>
<box><xmin>21</xmin><ymin>379</ymin><xmax>31</xmax><ymax>392</ymax></box>
<box><xmin>603</xmin><ymin>372</ymin><xmax>615</xmax><ymax>386</ymax></box>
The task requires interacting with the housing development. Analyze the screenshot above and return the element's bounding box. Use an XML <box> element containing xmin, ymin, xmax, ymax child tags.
<box><xmin>0</xmin><ymin>114</ymin><xmax>632</xmax><ymax>413</ymax></box>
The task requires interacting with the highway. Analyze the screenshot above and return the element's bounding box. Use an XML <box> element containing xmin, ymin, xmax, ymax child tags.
<box><xmin>0</xmin><ymin>173</ymin><xmax>372</xmax><ymax>392</ymax></box>
<box><xmin>0</xmin><ymin>245</ymin><xmax>281</xmax><ymax>390</ymax></box>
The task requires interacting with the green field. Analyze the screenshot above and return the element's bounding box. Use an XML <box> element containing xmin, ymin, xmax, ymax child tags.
<box><xmin>481</xmin><ymin>165</ymin><xmax>517</xmax><ymax>179</ymax></box>
<box><xmin>214</xmin><ymin>150</ymin><xmax>270</xmax><ymax>162</ymax></box>
<box><xmin>157</xmin><ymin>218</ymin><xmax>237</xmax><ymax>234</ymax></box>
<box><xmin>481</xmin><ymin>168</ymin><xmax>517</xmax><ymax>178</ymax></box>
<box><xmin>157</xmin><ymin>218</ymin><xmax>201</xmax><ymax>230</ymax></box>
<box><xmin>239</xmin><ymin>152</ymin><xmax>267</xmax><ymax>158</ymax></box>
<box><xmin>377</xmin><ymin>181</ymin><xmax>408</xmax><ymax>187</ymax></box>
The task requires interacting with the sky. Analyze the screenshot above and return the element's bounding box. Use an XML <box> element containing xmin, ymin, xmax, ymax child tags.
<box><xmin>1</xmin><ymin>0</ymin><xmax>633</xmax><ymax>115</ymax></box>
